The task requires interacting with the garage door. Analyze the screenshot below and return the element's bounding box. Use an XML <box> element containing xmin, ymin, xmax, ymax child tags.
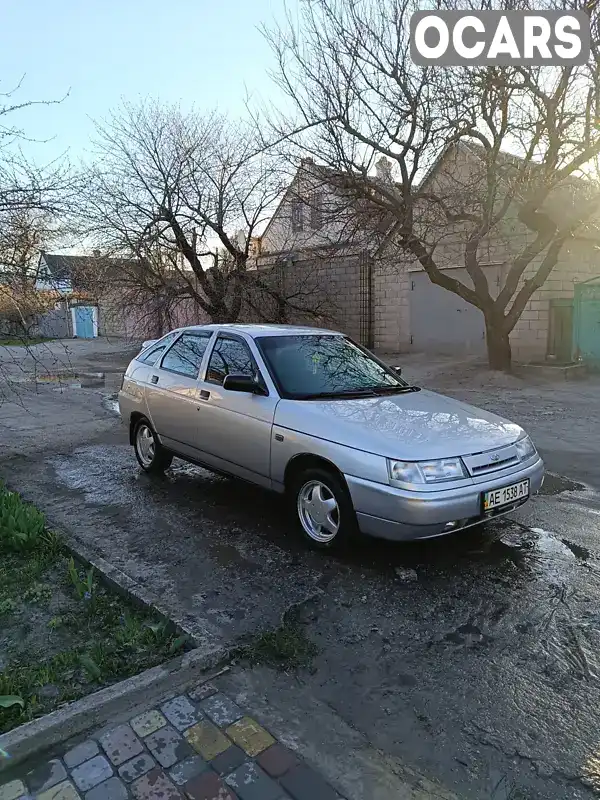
<box><xmin>409</xmin><ymin>266</ymin><xmax>503</xmax><ymax>354</ymax></box>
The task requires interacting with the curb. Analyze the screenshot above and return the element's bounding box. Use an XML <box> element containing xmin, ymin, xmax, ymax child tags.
<box><xmin>0</xmin><ymin>647</ymin><xmax>225</xmax><ymax>771</ymax></box>
<box><xmin>65</xmin><ymin>536</ymin><xmax>221</xmax><ymax>647</ymax></box>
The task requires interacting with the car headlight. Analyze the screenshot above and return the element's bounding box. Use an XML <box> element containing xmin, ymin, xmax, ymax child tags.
<box><xmin>387</xmin><ymin>457</ymin><xmax>467</xmax><ymax>486</ymax></box>
<box><xmin>515</xmin><ymin>435</ymin><xmax>536</xmax><ymax>462</ymax></box>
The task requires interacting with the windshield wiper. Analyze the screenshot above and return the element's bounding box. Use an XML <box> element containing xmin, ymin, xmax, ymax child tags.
<box><xmin>294</xmin><ymin>388</ymin><xmax>379</xmax><ymax>400</ymax></box>
<box><xmin>369</xmin><ymin>385</ymin><xmax>421</xmax><ymax>394</ymax></box>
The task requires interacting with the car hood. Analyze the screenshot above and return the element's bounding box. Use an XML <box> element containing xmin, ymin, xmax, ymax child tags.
<box><xmin>274</xmin><ymin>389</ymin><xmax>523</xmax><ymax>460</ymax></box>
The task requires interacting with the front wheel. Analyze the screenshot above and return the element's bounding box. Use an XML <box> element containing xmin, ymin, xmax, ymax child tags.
<box><xmin>290</xmin><ymin>467</ymin><xmax>358</xmax><ymax>549</ymax></box>
<box><xmin>133</xmin><ymin>418</ymin><xmax>173</xmax><ymax>474</ymax></box>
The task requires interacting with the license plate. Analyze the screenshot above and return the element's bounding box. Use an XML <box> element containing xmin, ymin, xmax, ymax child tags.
<box><xmin>483</xmin><ymin>479</ymin><xmax>529</xmax><ymax>511</ymax></box>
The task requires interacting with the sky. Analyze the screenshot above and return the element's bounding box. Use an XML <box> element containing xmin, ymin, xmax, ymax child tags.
<box><xmin>0</xmin><ymin>0</ymin><xmax>290</xmax><ymax>165</ymax></box>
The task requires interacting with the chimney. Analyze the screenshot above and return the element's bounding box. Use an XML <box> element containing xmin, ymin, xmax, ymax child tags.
<box><xmin>375</xmin><ymin>156</ymin><xmax>393</xmax><ymax>183</ymax></box>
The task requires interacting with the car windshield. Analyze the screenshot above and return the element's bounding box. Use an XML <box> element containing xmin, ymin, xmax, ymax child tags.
<box><xmin>256</xmin><ymin>334</ymin><xmax>409</xmax><ymax>399</ymax></box>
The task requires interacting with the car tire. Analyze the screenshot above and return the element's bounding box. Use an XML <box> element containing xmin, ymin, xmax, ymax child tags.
<box><xmin>290</xmin><ymin>466</ymin><xmax>358</xmax><ymax>549</ymax></box>
<box><xmin>133</xmin><ymin>418</ymin><xmax>173</xmax><ymax>474</ymax></box>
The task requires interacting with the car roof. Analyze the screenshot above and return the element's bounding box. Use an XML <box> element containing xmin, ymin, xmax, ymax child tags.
<box><xmin>180</xmin><ymin>323</ymin><xmax>343</xmax><ymax>338</ymax></box>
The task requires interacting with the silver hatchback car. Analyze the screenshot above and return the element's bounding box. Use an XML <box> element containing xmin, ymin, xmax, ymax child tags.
<box><xmin>118</xmin><ymin>324</ymin><xmax>544</xmax><ymax>549</ymax></box>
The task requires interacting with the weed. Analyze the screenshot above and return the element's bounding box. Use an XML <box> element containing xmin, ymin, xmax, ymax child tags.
<box><xmin>67</xmin><ymin>557</ymin><xmax>95</xmax><ymax>600</ymax></box>
<box><xmin>236</xmin><ymin>622</ymin><xmax>318</xmax><ymax>669</ymax></box>
<box><xmin>23</xmin><ymin>583</ymin><xmax>53</xmax><ymax>604</ymax></box>
<box><xmin>0</xmin><ymin>487</ymin><xmax>46</xmax><ymax>553</ymax></box>
<box><xmin>0</xmin><ymin>696</ymin><xmax>24</xmax><ymax>709</ymax></box>
<box><xmin>0</xmin><ymin>598</ymin><xmax>15</xmax><ymax>616</ymax></box>
<box><xmin>47</xmin><ymin>616</ymin><xmax>64</xmax><ymax>630</ymax></box>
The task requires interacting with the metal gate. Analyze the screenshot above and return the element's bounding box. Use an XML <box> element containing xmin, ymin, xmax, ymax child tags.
<box><xmin>574</xmin><ymin>276</ymin><xmax>600</xmax><ymax>370</ymax></box>
<box><xmin>409</xmin><ymin>267</ymin><xmax>503</xmax><ymax>354</ymax></box>
<box><xmin>72</xmin><ymin>306</ymin><xmax>97</xmax><ymax>338</ymax></box>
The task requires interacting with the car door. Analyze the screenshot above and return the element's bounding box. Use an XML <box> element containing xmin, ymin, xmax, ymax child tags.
<box><xmin>144</xmin><ymin>330</ymin><xmax>214</xmax><ymax>458</ymax></box>
<box><xmin>195</xmin><ymin>333</ymin><xmax>278</xmax><ymax>487</ymax></box>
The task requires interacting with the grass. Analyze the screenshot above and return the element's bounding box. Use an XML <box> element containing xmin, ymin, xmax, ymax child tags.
<box><xmin>0</xmin><ymin>336</ymin><xmax>53</xmax><ymax>347</ymax></box>
<box><xmin>235</xmin><ymin>620</ymin><xmax>318</xmax><ymax>670</ymax></box>
<box><xmin>0</xmin><ymin>485</ymin><xmax>190</xmax><ymax>734</ymax></box>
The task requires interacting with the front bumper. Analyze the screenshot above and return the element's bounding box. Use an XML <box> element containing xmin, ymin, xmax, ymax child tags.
<box><xmin>347</xmin><ymin>456</ymin><xmax>544</xmax><ymax>541</ymax></box>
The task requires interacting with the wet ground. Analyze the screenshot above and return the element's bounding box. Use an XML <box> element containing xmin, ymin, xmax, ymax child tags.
<box><xmin>3</xmin><ymin>344</ymin><xmax>600</xmax><ymax>798</ymax></box>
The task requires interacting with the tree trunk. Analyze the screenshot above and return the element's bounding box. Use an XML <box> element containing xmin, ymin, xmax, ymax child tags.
<box><xmin>485</xmin><ymin>316</ymin><xmax>512</xmax><ymax>372</ymax></box>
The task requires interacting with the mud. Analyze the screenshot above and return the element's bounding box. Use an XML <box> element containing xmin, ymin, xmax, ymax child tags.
<box><xmin>3</xmin><ymin>342</ymin><xmax>600</xmax><ymax>798</ymax></box>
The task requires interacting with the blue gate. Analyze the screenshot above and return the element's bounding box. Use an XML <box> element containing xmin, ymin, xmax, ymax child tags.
<box><xmin>73</xmin><ymin>306</ymin><xmax>96</xmax><ymax>338</ymax></box>
<box><xmin>573</xmin><ymin>277</ymin><xmax>600</xmax><ymax>370</ymax></box>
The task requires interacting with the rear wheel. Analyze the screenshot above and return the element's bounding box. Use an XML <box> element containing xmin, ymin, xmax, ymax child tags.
<box><xmin>133</xmin><ymin>418</ymin><xmax>173</xmax><ymax>474</ymax></box>
<box><xmin>290</xmin><ymin>467</ymin><xmax>358</xmax><ymax>549</ymax></box>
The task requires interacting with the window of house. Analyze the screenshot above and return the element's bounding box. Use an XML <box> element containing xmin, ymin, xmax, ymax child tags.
<box><xmin>310</xmin><ymin>191</ymin><xmax>323</xmax><ymax>230</ymax></box>
<box><xmin>206</xmin><ymin>336</ymin><xmax>262</xmax><ymax>386</ymax></box>
<box><xmin>291</xmin><ymin>199</ymin><xmax>303</xmax><ymax>232</ymax></box>
<box><xmin>160</xmin><ymin>332</ymin><xmax>212</xmax><ymax>378</ymax></box>
<box><xmin>138</xmin><ymin>332</ymin><xmax>179</xmax><ymax>365</ymax></box>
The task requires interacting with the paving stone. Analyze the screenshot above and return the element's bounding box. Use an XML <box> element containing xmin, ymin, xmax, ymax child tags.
<box><xmin>199</xmin><ymin>694</ymin><xmax>243</xmax><ymax>728</ymax></box>
<box><xmin>187</xmin><ymin>682</ymin><xmax>218</xmax><ymax>702</ymax></box>
<box><xmin>225</xmin><ymin>762</ymin><xmax>281</xmax><ymax>800</ymax></box>
<box><xmin>84</xmin><ymin>776</ymin><xmax>128</xmax><ymax>800</ymax></box>
<box><xmin>131</xmin><ymin>768</ymin><xmax>181</xmax><ymax>799</ymax></box>
<box><xmin>37</xmin><ymin>780</ymin><xmax>81</xmax><ymax>800</ymax></box>
<box><xmin>71</xmin><ymin>755</ymin><xmax>114</xmax><ymax>792</ymax></box>
<box><xmin>210</xmin><ymin>745</ymin><xmax>247</xmax><ymax>776</ymax></box>
<box><xmin>161</xmin><ymin>695</ymin><xmax>200</xmax><ymax>731</ymax></box>
<box><xmin>146</xmin><ymin>725</ymin><xmax>194</xmax><ymax>768</ymax></box>
<box><xmin>99</xmin><ymin>723</ymin><xmax>144</xmax><ymax>766</ymax></box>
<box><xmin>118</xmin><ymin>752</ymin><xmax>156</xmax><ymax>783</ymax></box>
<box><xmin>64</xmin><ymin>741</ymin><xmax>100</xmax><ymax>769</ymax></box>
<box><xmin>225</xmin><ymin>717</ymin><xmax>275</xmax><ymax>757</ymax></box>
<box><xmin>256</xmin><ymin>744</ymin><xmax>300</xmax><ymax>778</ymax></box>
<box><xmin>27</xmin><ymin>758</ymin><xmax>67</xmax><ymax>793</ymax></box>
<box><xmin>280</xmin><ymin>765</ymin><xmax>340</xmax><ymax>800</ymax></box>
<box><xmin>183</xmin><ymin>770</ymin><xmax>236</xmax><ymax>800</ymax></box>
<box><xmin>0</xmin><ymin>780</ymin><xmax>26</xmax><ymax>800</ymax></box>
<box><xmin>131</xmin><ymin>710</ymin><xmax>168</xmax><ymax>738</ymax></box>
<box><xmin>184</xmin><ymin>721</ymin><xmax>230</xmax><ymax>762</ymax></box>
<box><xmin>168</xmin><ymin>755</ymin><xmax>208</xmax><ymax>786</ymax></box>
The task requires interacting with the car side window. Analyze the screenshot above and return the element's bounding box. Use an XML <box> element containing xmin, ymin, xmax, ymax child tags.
<box><xmin>160</xmin><ymin>333</ymin><xmax>212</xmax><ymax>378</ymax></box>
<box><xmin>206</xmin><ymin>336</ymin><xmax>260</xmax><ymax>386</ymax></box>
<box><xmin>138</xmin><ymin>333</ymin><xmax>178</xmax><ymax>365</ymax></box>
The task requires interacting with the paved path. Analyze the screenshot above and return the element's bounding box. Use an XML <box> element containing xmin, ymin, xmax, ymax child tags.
<box><xmin>0</xmin><ymin>678</ymin><xmax>345</xmax><ymax>800</ymax></box>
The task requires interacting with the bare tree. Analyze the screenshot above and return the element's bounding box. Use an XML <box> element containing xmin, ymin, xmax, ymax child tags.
<box><xmin>0</xmin><ymin>77</ymin><xmax>71</xmax><ymax>330</ymax></box>
<box><xmin>265</xmin><ymin>0</ymin><xmax>600</xmax><ymax>370</ymax></box>
<box><xmin>79</xmin><ymin>101</ymin><xmax>327</xmax><ymax>328</ymax></box>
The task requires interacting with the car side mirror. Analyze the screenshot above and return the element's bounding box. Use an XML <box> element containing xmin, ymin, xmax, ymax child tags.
<box><xmin>223</xmin><ymin>374</ymin><xmax>267</xmax><ymax>395</ymax></box>
<box><xmin>393</xmin><ymin>365</ymin><xmax>402</xmax><ymax>376</ymax></box>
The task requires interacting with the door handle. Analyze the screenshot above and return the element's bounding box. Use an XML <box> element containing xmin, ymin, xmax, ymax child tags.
<box><xmin>199</xmin><ymin>390</ymin><xmax>210</xmax><ymax>400</ymax></box>
<box><xmin>150</xmin><ymin>375</ymin><xmax>159</xmax><ymax>384</ymax></box>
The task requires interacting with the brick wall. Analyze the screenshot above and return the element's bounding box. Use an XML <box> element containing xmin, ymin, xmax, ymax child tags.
<box><xmin>249</xmin><ymin>254</ymin><xmax>367</xmax><ymax>341</ymax></box>
<box><xmin>372</xmin><ymin>255</ymin><xmax>410</xmax><ymax>351</ymax></box>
